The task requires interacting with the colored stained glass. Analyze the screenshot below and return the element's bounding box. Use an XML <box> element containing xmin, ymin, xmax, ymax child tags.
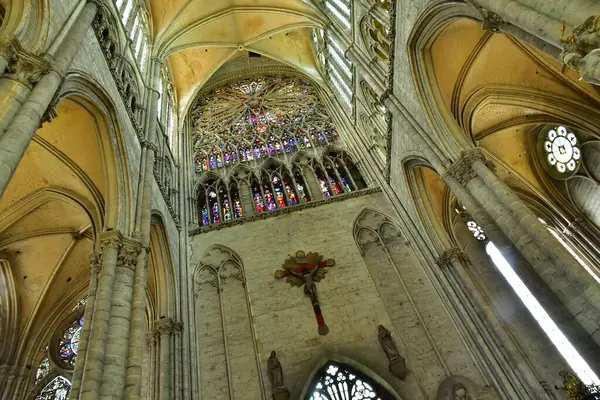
<box><xmin>222</xmin><ymin>198</ymin><xmax>232</xmax><ymax>222</ymax></box>
<box><xmin>208</xmin><ymin>191</ymin><xmax>220</xmax><ymax>224</ymax></box>
<box><xmin>201</xmin><ymin>204</ymin><xmax>209</xmax><ymax>226</ymax></box>
<box><xmin>285</xmin><ymin>182</ymin><xmax>298</xmax><ymax>205</ymax></box>
<box><xmin>329</xmin><ymin>177</ymin><xmax>342</xmax><ymax>195</ymax></box>
<box><xmin>254</xmin><ymin>192</ymin><xmax>265</xmax><ymax>213</ymax></box>
<box><xmin>57</xmin><ymin>316</ymin><xmax>84</xmax><ymax>368</ymax></box>
<box><xmin>233</xmin><ymin>199</ymin><xmax>243</xmax><ymax>218</ymax></box>
<box><xmin>272</xmin><ymin>177</ymin><xmax>287</xmax><ymax>209</ymax></box>
<box><xmin>297</xmin><ymin>184</ymin><xmax>309</xmax><ymax>203</ymax></box>
<box><xmin>192</xmin><ymin>76</ymin><xmax>338</xmax><ymax>173</ymax></box>
<box><xmin>318</xmin><ymin>179</ymin><xmax>331</xmax><ymax>198</ymax></box>
<box><xmin>264</xmin><ymin>188</ymin><xmax>277</xmax><ymax>211</ymax></box>
<box><xmin>341</xmin><ymin>177</ymin><xmax>352</xmax><ymax>193</ymax></box>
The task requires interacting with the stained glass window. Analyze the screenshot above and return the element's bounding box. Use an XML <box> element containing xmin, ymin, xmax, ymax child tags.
<box><xmin>467</xmin><ymin>221</ymin><xmax>486</xmax><ymax>241</ymax></box>
<box><xmin>306</xmin><ymin>362</ymin><xmax>394</xmax><ymax>400</ymax></box>
<box><xmin>544</xmin><ymin>126</ymin><xmax>581</xmax><ymax>174</ymax></box>
<box><xmin>58</xmin><ymin>316</ymin><xmax>84</xmax><ymax>368</ymax></box>
<box><xmin>192</xmin><ymin>76</ymin><xmax>338</xmax><ymax>173</ymax></box>
<box><xmin>35</xmin><ymin>376</ymin><xmax>71</xmax><ymax>400</ymax></box>
<box><xmin>35</xmin><ymin>356</ymin><xmax>51</xmax><ymax>384</ymax></box>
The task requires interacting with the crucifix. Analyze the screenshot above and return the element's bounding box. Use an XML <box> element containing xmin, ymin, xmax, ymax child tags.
<box><xmin>275</xmin><ymin>250</ymin><xmax>336</xmax><ymax>335</ymax></box>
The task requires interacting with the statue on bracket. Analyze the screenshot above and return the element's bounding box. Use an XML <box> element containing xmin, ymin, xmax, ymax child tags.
<box><xmin>268</xmin><ymin>351</ymin><xmax>290</xmax><ymax>400</ymax></box>
<box><xmin>377</xmin><ymin>325</ymin><xmax>407</xmax><ymax>379</ymax></box>
<box><xmin>275</xmin><ymin>250</ymin><xmax>336</xmax><ymax>335</ymax></box>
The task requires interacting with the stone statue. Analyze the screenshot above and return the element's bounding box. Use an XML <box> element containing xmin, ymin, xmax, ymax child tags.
<box><xmin>561</xmin><ymin>15</ymin><xmax>600</xmax><ymax>85</ymax></box>
<box><xmin>452</xmin><ymin>383</ymin><xmax>470</xmax><ymax>400</ymax></box>
<box><xmin>267</xmin><ymin>351</ymin><xmax>289</xmax><ymax>400</ymax></box>
<box><xmin>377</xmin><ymin>325</ymin><xmax>406</xmax><ymax>379</ymax></box>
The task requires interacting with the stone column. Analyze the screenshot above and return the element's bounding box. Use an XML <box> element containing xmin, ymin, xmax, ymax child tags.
<box><xmin>80</xmin><ymin>232</ymin><xmax>120</xmax><ymax>400</ymax></box>
<box><xmin>99</xmin><ymin>240</ymin><xmax>143</xmax><ymax>398</ymax></box>
<box><xmin>0</xmin><ymin>39</ymin><xmax>50</xmax><ymax>136</ymax></box>
<box><xmin>238</xmin><ymin>180</ymin><xmax>254</xmax><ymax>216</ymax></box>
<box><xmin>437</xmin><ymin>248</ymin><xmax>540</xmax><ymax>398</ymax></box>
<box><xmin>0</xmin><ymin>1</ymin><xmax>98</xmax><ymax>200</ymax></box>
<box><xmin>70</xmin><ymin>253</ymin><xmax>102</xmax><ymax>398</ymax></box>
<box><xmin>125</xmin><ymin>57</ymin><xmax>161</xmax><ymax>399</ymax></box>
<box><xmin>154</xmin><ymin>318</ymin><xmax>182</xmax><ymax>400</ymax></box>
<box><xmin>443</xmin><ymin>150</ymin><xmax>600</xmax><ymax>368</ymax></box>
<box><xmin>302</xmin><ymin>164</ymin><xmax>322</xmax><ymax>200</ymax></box>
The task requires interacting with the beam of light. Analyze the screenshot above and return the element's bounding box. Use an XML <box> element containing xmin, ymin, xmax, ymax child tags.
<box><xmin>486</xmin><ymin>241</ymin><xmax>600</xmax><ymax>386</ymax></box>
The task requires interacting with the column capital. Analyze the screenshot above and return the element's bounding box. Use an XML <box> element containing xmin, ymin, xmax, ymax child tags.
<box><xmin>88</xmin><ymin>251</ymin><xmax>103</xmax><ymax>274</ymax></box>
<box><xmin>443</xmin><ymin>149</ymin><xmax>495</xmax><ymax>186</ymax></box>
<box><xmin>437</xmin><ymin>247</ymin><xmax>470</xmax><ymax>269</ymax></box>
<box><xmin>153</xmin><ymin>317</ymin><xmax>183</xmax><ymax>336</ymax></box>
<box><xmin>141</xmin><ymin>139</ymin><xmax>159</xmax><ymax>153</ymax></box>
<box><xmin>117</xmin><ymin>240</ymin><xmax>143</xmax><ymax>271</ymax></box>
<box><xmin>2</xmin><ymin>38</ymin><xmax>51</xmax><ymax>89</ymax></box>
<box><xmin>463</xmin><ymin>0</ymin><xmax>504</xmax><ymax>33</ymax></box>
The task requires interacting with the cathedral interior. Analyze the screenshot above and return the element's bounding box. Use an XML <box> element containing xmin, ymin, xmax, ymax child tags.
<box><xmin>1</xmin><ymin>0</ymin><xmax>600</xmax><ymax>399</ymax></box>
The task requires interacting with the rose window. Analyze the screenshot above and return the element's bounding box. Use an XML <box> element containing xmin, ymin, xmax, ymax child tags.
<box><xmin>544</xmin><ymin>126</ymin><xmax>581</xmax><ymax>174</ymax></box>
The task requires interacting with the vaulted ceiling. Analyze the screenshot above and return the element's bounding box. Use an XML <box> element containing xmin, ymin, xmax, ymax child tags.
<box><xmin>146</xmin><ymin>0</ymin><xmax>326</xmax><ymax>115</ymax></box>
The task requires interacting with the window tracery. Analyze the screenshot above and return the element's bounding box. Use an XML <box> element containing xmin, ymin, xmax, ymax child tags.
<box><xmin>35</xmin><ymin>376</ymin><xmax>71</xmax><ymax>400</ymax></box>
<box><xmin>360</xmin><ymin>3</ymin><xmax>393</xmax><ymax>71</ymax></box>
<box><xmin>114</xmin><ymin>0</ymin><xmax>150</xmax><ymax>71</ymax></box>
<box><xmin>192</xmin><ymin>76</ymin><xmax>339</xmax><ymax>173</ymax></box>
<box><xmin>324</xmin><ymin>0</ymin><xmax>351</xmax><ymax>31</ymax></box>
<box><xmin>542</xmin><ymin>125</ymin><xmax>581</xmax><ymax>175</ymax></box>
<box><xmin>358</xmin><ymin>80</ymin><xmax>389</xmax><ymax>167</ymax></box>
<box><xmin>31</xmin><ymin>305</ymin><xmax>86</xmax><ymax>399</ymax></box>
<box><xmin>196</xmin><ymin>151</ymin><xmax>364</xmax><ymax>228</ymax></box>
<box><xmin>306</xmin><ymin>362</ymin><xmax>393</xmax><ymax>400</ymax></box>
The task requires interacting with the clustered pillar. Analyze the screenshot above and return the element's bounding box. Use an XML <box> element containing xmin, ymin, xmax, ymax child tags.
<box><xmin>441</xmin><ymin>149</ymin><xmax>600</xmax><ymax>373</ymax></box>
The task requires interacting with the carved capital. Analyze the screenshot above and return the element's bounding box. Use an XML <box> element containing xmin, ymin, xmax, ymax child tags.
<box><xmin>154</xmin><ymin>318</ymin><xmax>183</xmax><ymax>336</ymax></box>
<box><xmin>437</xmin><ymin>247</ymin><xmax>470</xmax><ymax>269</ymax></box>
<box><xmin>142</xmin><ymin>140</ymin><xmax>159</xmax><ymax>153</ymax></box>
<box><xmin>99</xmin><ymin>234</ymin><xmax>121</xmax><ymax>252</ymax></box>
<box><xmin>482</xmin><ymin>11</ymin><xmax>504</xmax><ymax>33</ymax></box>
<box><xmin>444</xmin><ymin>149</ymin><xmax>494</xmax><ymax>186</ymax></box>
<box><xmin>88</xmin><ymin>252</ymin><xmax>103</xmax><ymax>274</ymax></box>
<box><xmin>117</xmin><ymin>241</ymin><xmax>142</xmax><ymax>271</ymax></box>
<box><xmin>2</xmin><ymin>39</ymin><xmax>51</xmax><ymax>89</ymax></box>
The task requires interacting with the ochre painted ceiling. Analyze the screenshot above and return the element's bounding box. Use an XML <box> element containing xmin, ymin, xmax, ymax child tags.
<box><xmin>146</xmin><ymin>0</ymin><xmax>325</xmax><ymax>116</ymax></box>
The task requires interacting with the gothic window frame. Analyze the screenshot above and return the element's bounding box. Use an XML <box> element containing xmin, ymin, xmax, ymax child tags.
<box><xmin>359</xmin><ymin>3</ymin><xmax>393</xmax><ymax>74</ymax></box>
<box><xmin>313</xmin><ymin>29</ymin><xmax>354</xmax><ymax>114</ymax></box>
<box><xmin>114</xmin><ymin>0</ymin><xmax>151</xmax><ymax>71</ymax></box>
<box><xmin>29</xmin><ymin>305</ymin><xmax>86</xmax><ymax>400</ymax></box>
<box><xmin>191</xmin><ymin>75</ymin><xmax>340</xmax><ymax>174</ymax></box>
<box><xmin>300</xmin><ymin>357</ymin><xmax>399</xmax><ymax>400</ymax></box>
<box><xmin>158</xmin><ymin>66</ymin><xmax>178</xmax><ymax>150</ymax></box>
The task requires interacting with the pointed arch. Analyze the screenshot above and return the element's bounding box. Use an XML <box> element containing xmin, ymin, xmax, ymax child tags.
<box><xmin>147</xmin><ymin>213</ymin><xmax>178</xmax><ymax>320</ymax></box>
<box><xmin>353</xmin><ymin>208</ymin><xmax>404</xmax><ymax>255</ymax></box>
<box><xmin>0</xmin><ymin>258</ymin><xmax>18</xmax><ymax>363</ymax></box>
<box><xmin>298</xmin><ymin>355</ymin><xmax>402</xmax><ymax>400</ymax></box>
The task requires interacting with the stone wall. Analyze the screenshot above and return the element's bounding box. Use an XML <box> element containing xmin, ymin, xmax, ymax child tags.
<box><xmin>188</xmin><ymin>192</ymin><xmax>485</xmax><ymax>399</ymax></box>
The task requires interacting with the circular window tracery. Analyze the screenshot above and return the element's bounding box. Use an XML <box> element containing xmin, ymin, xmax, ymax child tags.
<box><xmin>543</xmin><ymin>126</ymin><xmax>581</xmax><ymax>175</ymax></box>
<box><xmin>191</xmin><ymin>76</ymin><xmax>338</xmax><ymax>173</ymax></box>
<box><xmin>467</xmin><ymin>221</ymin><xmax>486</xmax><ymax>241</ymax></box>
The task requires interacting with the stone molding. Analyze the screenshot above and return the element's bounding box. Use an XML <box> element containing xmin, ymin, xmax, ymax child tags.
<box><xmin>141</xmin><ymin>140</ymin><xmax>159</xmax><ymax>153</ymax></box>
<box><xmin>189</xmin><ymin>187</ymin><xmax>382</xmax><ymax>236</ymax></box>
<box><xmin>95</xmin><ymin>231</ymin><xmax>145</xmax><ymax>271</ymax></box>
<box><xmin>442</xmin><ymin>149</ymin><xmax>495</xmax><ymax>186</ymax></box>
<box><xmin>1</xmin><ymin>38</ymin><xmax>51</xmax><ymax>89</ymax></box>
<box><xmin>437</xmin><ymin>247</ymin><xmax>470</xmax><ymax>269</ymax></box>
<box><xmin>88</xmin><ymin>252</ymin><xmax>103</xmax><ymax>274</ymax></box>
<box><xmin>464</xmin><ymin>0</ymin><xmax>505</xmax><ymax>33</ymax></box>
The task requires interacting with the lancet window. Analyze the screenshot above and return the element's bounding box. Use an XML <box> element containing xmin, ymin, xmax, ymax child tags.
<box><xmin>324</xmin><ymin>0</ymin><xmax>351</xmax><ymax>31</ymax></box>
<box><xmin>196</xmin><ymin>151</ymin><xmax>364</xmax><ymax>228</ymax></box>
<box><xmin>31</xmin><ymin>304</ymin><xmax>86</xmax><ymax>400</ymax></box>
<box><xmin>313</xmin><ymin>29</ymin><xmax>353</xmax><ymax>113</ymax></box>
<box><xmin>114</xmin><ymin>0</ymin><xmax>150</xmax><ymax>70</ymax></box>
<box><xmin>191</xmin><ymin>76</ymin><xmax>339</xmax><ymax>173</ymax></box>
<box><xmin>157</xmin><ymin>67</ymin><xmax>177</xmax><ymax>149</ymax></box>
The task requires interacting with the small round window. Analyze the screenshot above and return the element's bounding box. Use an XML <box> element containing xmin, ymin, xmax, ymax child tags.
<box><xmin>543</xmin><ymin>126</ymin><xmax>581</xmax><ymax>175</ymax></box>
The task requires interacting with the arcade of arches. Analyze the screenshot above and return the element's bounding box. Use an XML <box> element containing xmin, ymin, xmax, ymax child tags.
<box><xmin>1</xmin><ymin>0</ymin><xmax>600</xmax><ymax>399</ymax></box>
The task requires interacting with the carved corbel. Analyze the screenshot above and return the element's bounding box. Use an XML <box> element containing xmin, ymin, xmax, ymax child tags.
<box><xmin>437</xmin><ymin>247</ymin><xmax>470</xmax><ymax>269</ymax></box>
<box><xmin>2</xmin><ymin>39</ymin><xmax>51</xmax><ymax>89</ymax></box>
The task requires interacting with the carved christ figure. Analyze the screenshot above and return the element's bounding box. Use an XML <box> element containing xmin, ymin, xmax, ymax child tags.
<box><xmin>275</xmin><ymin>250</ymin><xmax>335</xmax><ymax>335</ymax></box>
